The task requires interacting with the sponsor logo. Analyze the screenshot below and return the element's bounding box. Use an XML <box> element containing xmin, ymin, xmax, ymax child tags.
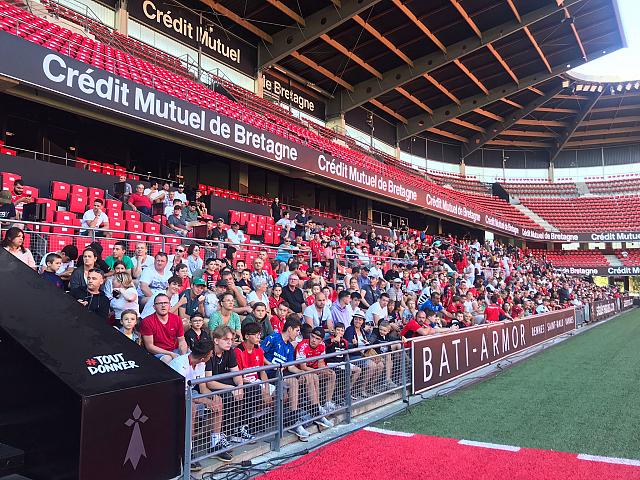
<box><xmin>85</xmin><ymin>353</ymin><xmax>140</xmax><ymax>375</ymax></box>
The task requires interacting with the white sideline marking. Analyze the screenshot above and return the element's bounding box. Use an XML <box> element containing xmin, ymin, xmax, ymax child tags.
<box><xmin>363</xmin><ymin>427</ymin><xmax>414</xmax><ymax>437</ymax></box>
<box><xmin>458</xmin><ymin>439</ymin><xmax>521</xmax><ymax>452</ymax></box>
<box><xmin>577</xmin><ymin>454</ymin><xmax>640</xmax><ymax>467</ymax></box>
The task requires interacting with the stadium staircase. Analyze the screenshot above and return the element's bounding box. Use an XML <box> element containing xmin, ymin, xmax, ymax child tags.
<box><xmin>605</xmin><ymin>254</ymin><xmax>623</xmax><ymax>267</ymax></box>
<box><xmin>513</xmin><ymin>203</ymin><xmax>559</xmax><ymax>232</ymax></box>
<box><xmin>575</xmin><ymin>182</ymin><xmax>591</xmax><ymax>196</ymax></box>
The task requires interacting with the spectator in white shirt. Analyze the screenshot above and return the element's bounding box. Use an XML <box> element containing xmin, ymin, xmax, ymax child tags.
<box><xmin>165</xmin><ymin>198</ymin><xmax>182</xmax><ymax>218</ymax></box>
<box><xmin>226</xmin><ymin>222</ymin><xmax>245</xmax><ymax>246</ymax></box>
<box><xmin>138</xmin><ymin>252</ymin><xmax>172</xmax><ymax>305</ymax></box>
<box><xmin>144</xmin><ymin>181</ymin><xmax>165</xmax><ymax>204</ymax></box>
<box><xmin>174</xmin><ymin>183</ymin><xmax>187</xmax><ymax>203</ymax></box>
<box><xmin>80</xmin><ymin>198</ymin><xmax>110</xmax><ymax>237</ymax></box>
<box><xmin>303</xmin><ymin>292</ymin><xmax>331</xmax><ymax>328</ymax></box>
<box><xmin>365</xmin><ymin>293</ymin><xmax>390</xmax><ymax>326</ymax></box>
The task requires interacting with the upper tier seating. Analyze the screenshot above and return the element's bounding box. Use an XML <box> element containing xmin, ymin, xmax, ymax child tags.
<box><xmin>430</xmin><ymin>173</ymin><xmax>492</xmax><ymax>195</ymax></box>
<box><xmin>501</xmin><ymin>182</ymin><xmax>578</xmax><ymax>198</ymax></box>
<box><xmin>586</xmin><ymin>178</ymin><xmax>640</xmax><ymax>196</ymax></box>
<box><xmin>521</xmin><ymin>196</ymin><xmax>640</xmax><ymax>232</ymax></box>
<box><xmin>530</xmin><ymin>249</ymin><xmax>609</xmax><ymax>267</ymax></box>
<box><xmin>615</xmin><ymin>249</ymin><xmax>640</xmax><ymax>267</ymax></box>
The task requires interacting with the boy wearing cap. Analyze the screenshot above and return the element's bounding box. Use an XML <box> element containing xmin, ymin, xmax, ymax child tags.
<box><xmin>295</xmin><ymin>326</ymin><xmax>336</xmax><ymax>424</ymax></box>
<box><xmin>178</xmin><ymin>278</ymin><xmax>207</xmax><ymax>328</ymax></box>
<box><xmin>226</xmin><ymin>222</ymin><xmax>245</xmax><ymax>246</ymax></box>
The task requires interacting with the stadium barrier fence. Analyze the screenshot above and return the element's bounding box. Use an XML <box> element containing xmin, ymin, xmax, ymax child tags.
<box><xmin>183</xmin><ymin>342</ymin><xmax>409</xmax><ymax>476</ymax></box>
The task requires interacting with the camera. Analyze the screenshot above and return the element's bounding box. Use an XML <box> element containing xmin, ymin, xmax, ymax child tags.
<box><xmin>112</xmin><ymin>289</ymin><xmax>121</xmax><ymax>299</ymax></box>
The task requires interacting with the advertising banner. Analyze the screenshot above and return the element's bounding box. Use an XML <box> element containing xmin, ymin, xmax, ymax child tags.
<box><xmin>590</xmin><ymin>299</ymin><xmax>618</xmax><ymax>322</ymax></box>
<box><xmin>411</xmin><ymin>309</ymin><xmax>576</xmax><ymax>394</ymax></box>
<box><xmin>554</xmin><ymin>266</ymin><xmax>640</xmax><ymax>277</ymax></box>
<box><xmin>263</xmin><ymin>71</ymin><xmax>326</xmax><ymax>120</ymax></box>
<box><xmin>128</xmin><ymin>0</ymin><xmax>256</xmax><ymax>75</ymax></box>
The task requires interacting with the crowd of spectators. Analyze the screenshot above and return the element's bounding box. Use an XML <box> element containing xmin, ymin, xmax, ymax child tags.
<box><xmin>1</xmin><ymin>205</ymin><xmax>623</xmax><ymax>469</ymax></box>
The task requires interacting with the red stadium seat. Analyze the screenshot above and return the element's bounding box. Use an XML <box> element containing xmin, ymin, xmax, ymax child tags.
<box><xmin>123</xmin><ymin>210</ymin><xmax>140</xmax><ymax>222</ymax></box>
<box><xmin>143</xmin><ymin>222</ymin><xmax>160</xmax><ymax>234</ymax></box>
<box><xmin>247</xmin><ymin>221</ymin><xmax>257</xmax><ymax>235</ymax></box>
<box><xmin>99</xmin><ymin>238</ymin><xmax>117</xmax><ymax>253</ymax></box>
<box><xmin>68</xmin><ymin>195</ymin><xmax>87</xmax><ymax>214</ymax></box>
<box><xmin>75</xmin><ymin>237</ymin><xmax>94</xmax><ymax>252</ymax></box>
<box><xmin>48</xmin><ymin>235</ymin><xmax>69</xmax><ymax>253</ymax></box>
<box><xmin>51</xmin><ymin>181</ymin><xmax>70</xmax><ymax>201</ymax></box>
<box><xmin>127</xmin><ymin>233</ymin><xmax>147</xmax><ymax>249</ymax></box>
<box><xmin>101</xmin><ymin>164</ymin><xmax>115</xmax><ymax>176</ymax></box>
<box><xmin>229</xmin><ymin>210</ymin><xmax>240</xmax><ymax>224</ymax></box>
<box><xmin>1</xmin><ymin>172</ymin><xmax>20</xmax><ymax>191</ymax></box>
<box><xmin>88</xmin><ymin>187</ymin><xmax>104</xmax><ymax>199</ymax></box>
<box><xmin>22</xmin><ymin>186</ymin><xmax>38</xmax><ymax>199</ymax></box>
<box><xmin>54</xmin><ymin>211</ymin><xmax>75</xmax><ymax>225</ymax></box>
<box><xmin>147</xmin><ymin>235</ymin><xmax>162</xmax><ymax>255</ymax></box>
<box><xmin>108</xmin><ymin>210</ymin><xmax>123</xmax><ymax>221</ymax></box>
<box><xmin>71</xmin><ymin>184</ymin><xmax>87</xmax><ymax>197</ymax></box>
<box><xmin>88</xmin><ymin>161</ymin><xmax>101</xmax><ymax>173</ymax></box>
<box><xmin>126</xmin><ymin>220</ymin><xmax>143</xmax><ymax>233</ymax></box>
<box><xmin>110</xmin><ymin>219</ymin><xmax>125</xmax><ymax>238</ymax></box>
<box><xmin>106</xmin><ymin>199</ymin><xmax>122</xmax><ymax>211</ymax></box>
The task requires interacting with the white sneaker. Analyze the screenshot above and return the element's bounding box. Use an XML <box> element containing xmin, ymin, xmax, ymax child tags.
<box><xmin>293</xmin><ymin>425</ymin><xmax>311</xmax><ymax>441</ymax></box>
<box><xmin>324</xmin><ymin>401</ymin><xmax>337</xmax><ymax>412</ymax></box>
<box><xmin>318</xmin><ymin>404</ymin><xmax>328</xmax><ymax>416</ymax></box>
<box><xmin>314</xmin><ymin>416</ymin><xmax>333</xmax><ymax>429</ymax></box>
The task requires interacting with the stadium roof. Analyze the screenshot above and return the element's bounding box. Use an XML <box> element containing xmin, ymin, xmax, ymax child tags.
<box><xmin>192</xmin><ymin>0</ymin><xmax>625</xmax><ymax>158</ymax></box>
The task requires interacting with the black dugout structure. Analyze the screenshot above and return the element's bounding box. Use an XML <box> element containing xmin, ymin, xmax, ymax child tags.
<box><xmin>0</xmin><ymin>250</ymin><xmax>184</xmax><ymax>480</ymax></box>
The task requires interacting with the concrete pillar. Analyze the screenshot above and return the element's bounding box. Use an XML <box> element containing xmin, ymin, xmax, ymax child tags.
<box><xmin>366</xmin><ymin>199</ymin><xmax>373</xmax><ymax>225</ymax></box>
<box><xmin>230</xmin><ymin>163</ymin><xmax>249</xmax><ymax>194</ymax></box>
<box><xmin>548</xmin><ymin>162</ymin><xmax>555</xmax><ymax>182</ymax></box>
<box><xmin>255</xmin><ymin>70</ymin><xmax>264</xmax><ymax>98</ymax></box>
<box><xmin>115</xmin><ymin>4</ymin><xmax>128</xmax><ymax>36</ymax></box>
<box><xmin>395</xmin><ymin>145</ymin><xmax>401</xmax><ymax>161</ymax></box>
<box><xmin>326</xmin><ymin>114</ymin><xmax>346</xmax><ymax>136</ymax></box>
<box><xmin>460</xmin><ymin>159</ymin><xmax>466</xmax><ymax>176</ymax></box>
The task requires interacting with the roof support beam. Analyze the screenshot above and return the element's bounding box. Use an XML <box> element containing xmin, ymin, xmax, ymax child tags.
<box><xmin>487</xmin><ymin>43</ymin><xmax>519</xmax><ymax>84</ymax></box>
<box><xmin>320</xmin><ymin>34</ymin><xmax>382</xmax><ymax>78</ymax></box>
<box><xmin>291</xmin><ymin>51</ymin><xmax>354</xmax><ymax>91</ymax></box>
<box><xmin>462</xmin><ymin>81</ymin><xmax>565</xmax><ymax>156</ymax></box>
<box><xmin>516</xmin><ymin>118</ymin><xmax>568</xmax><ymax>127</ymax></box>
<box><xmin>565</xmin><ymin>135</ymin><xmax>640</xmax><ymax>147</ymax></box>
<box><xmin>549</xmin><ymin>91</ymin><xmax>602</xmax><ymax>162</ymax></box>
<box><xmin>571</xmin><ymin>126</ymin><xmax>640</xmax><ymax>137</ymax></box>
<box><xmin>327</xmin><ymin>0</ymin><xmax>583</xmax><ymax>116</ymax></box>
<box><xmin>352</xmin><ymin>15</ymin><xmax>413</xmax><ymax>66</ymax></box>
<box><xmin>369</xmin><ymin>99</ymin><xmax>407</xmax><ymax>123</ymax></box>
<box><xmin>200</xmin><ymin>0</ymin><xmax>272</xmax><ymax>43</ymax></box>
<box><xmin>450</xmin><ymin>0</ymin><xmax>481</xmax><ymax>38</ymax></box>
<box><xmin>258</xmin><ymin>0</ymin><xmax>383</xmax><ymax>69</ymax></box>
<box><xmin>391</xmin><ymin>0</ymin><xmax>447</xmax><ymax>53</ymax></box>
<box><xmin>454</xmin><ymin>59</ymin><xmax>489</xmax><ymax>94</ymax></box>
<box><xmin>266</xmin><ymin>0</ymin><xmax>305</xmax><ymax>26</ymax></box>
<box><xmin>398</xmin><ymin>55</ymin><xmax>584</xmax><ymax>141</ymax></box>
<box><xmin>523</xmin><ymin>26</ymin><xmax>551</xmax><ymax>73</ymax></box>
<box><xmin>579</xmin><ymin>115</ymin><xmax>640</xmax><ymax>127</ymax></box>
<box><xmin>486</xmin><ymin>139</ymin><xmax>550</xmax><ymax>148</ymax></box>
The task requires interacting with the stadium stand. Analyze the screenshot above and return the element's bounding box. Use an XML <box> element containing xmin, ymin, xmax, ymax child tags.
<box><xmin>521</xmin><ymin>197</ymin><xmax>640</xmax><ymax>232</ymax></box>
<box><xmin>501</xmin><ymin>181</ymin><xmax>579</xmax><ymax>197</ymax></box>
<box><xmin>530</xmin><ymin>249</ymin><xmax>609</xmax><ymax>267</ymax></box>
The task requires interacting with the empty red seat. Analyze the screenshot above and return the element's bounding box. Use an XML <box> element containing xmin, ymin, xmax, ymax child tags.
<box><xmin>106</xmin><ymin>199</ymin><xmax>122</xmax><ymax>211</ymax></box>
<box><xmin>22</xmin><ymin>186</ymin><xmax>38</xmax><ymax>199</ymax></box>
<box><xmin>108</xmin><ymin>210</ymin><xmax>123</xmax><ymax>221</ymax></box>
<box><xmin>123</xmin><ymin>210</ymin><xmax>140</xmax><ymax>222</ymax></box>
<box><xmin>126</xmin><ymin>220</ymin><xmax>142</xmax><ymax>233</ymax></box>
<box><xmin>143</xmin><ymin>222</ymin><xmax>160</xmax><ymax>234</ymax></box>
<box><xmin>101</xmin><ymin>164</ymin><xmax>115</xmax><ymax>176</ymax></box>
<box><xmin>229</xmin><ymin>210</ymin><xmax>240</xmax><ymax>224</ymax></box>
<box><xmin>71</xmin><ymin>184</ymin><xmax>87</xmax><ymax>197</ymax></box>
<box><xmin>88</xmin><ymin>187</ymin><xmax>104</xmax><ymax>199</ymax></box>
<box><xmin>54</xmin><ymin>211</ymin><xmax>75</xmax><ymax>224</ymax></box>
<box><xmin>89</xmin><ymin>161</ymin><xmax>101</xmax><ymax>173</ymax></box>
<box><xmin>110</xmin><ymin>219</ymin><xmax>126</xmax><ymax>238</ymax></box>
<box><xmin>51</xmin><ymin>181</ymin><xmax>70</xmax><ymax>201</ymax></box>
<box><xmin>69</xmin><ymin>195</ymin><xmax>87</xmax><ymax>214</ymax></box>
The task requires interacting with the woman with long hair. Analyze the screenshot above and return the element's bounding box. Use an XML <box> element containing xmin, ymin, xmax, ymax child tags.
<box><xmin>2</xmin><ymin>227</ymin><xmax>35</xmax><ymax>269</ymax></box>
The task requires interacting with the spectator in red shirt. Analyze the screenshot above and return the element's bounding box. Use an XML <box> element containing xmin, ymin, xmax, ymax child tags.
<box><xmin>128</xmin><ymin>183</ymin><xmax>152</xmax><ymax>215</ymax></box>
<box><xmin>270</xmin><ymin>301</ymin><xmax>289</xmax><ymax>333</ymax></box>
<box><xmin>269</xmin><ymin>284</ymin><xmax>284</xmax><ymax>312</ymax></box>
<box><xmin>484</xmin><ymin>295</ymin><xmax>512</xmax><ymax>323</ymax></box>
<box><xmin>295</xmin><ymin>327</ymin><xmax>335</xmax><ymax>427</ymax></box>
<box><xmin>140</xmin><ymin>293</ymin><xmax>188</xmax><ymax>363</ymax></box>
<box><xmin>236</xmin><ymin>322</ymin><xmax>273</xmax><ymax>406</ymax></box>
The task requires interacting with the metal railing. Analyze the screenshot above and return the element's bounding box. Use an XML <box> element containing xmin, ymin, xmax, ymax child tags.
<box><xmin>183</xmin><ymin>341</ymin><xmax>409</xmax><ymax>476</ymax></box>
<box><xmin>2</xmin><ymin>218</ymin><xmax>313</xmax><ymax>269</ymax></box>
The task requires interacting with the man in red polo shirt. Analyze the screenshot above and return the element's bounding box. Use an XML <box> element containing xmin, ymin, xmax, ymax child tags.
<box><xmin>484</xmin><ymin>294</ymin><xmax>512</xmax><ymax>323</ymax></box>
<box><xmin>235</xmin><ymin>322</ymin><xmax>273</xmax><ymax>408</ymax></box>
<box><xmin>128</xmin><ymin>183</ymin><xmax>153</xmax><ymax>216</ymax></box>
<box><xmin>140</xmin><ymin>293</ymin><xmax>188</xmax><ymax>363</ymax></box>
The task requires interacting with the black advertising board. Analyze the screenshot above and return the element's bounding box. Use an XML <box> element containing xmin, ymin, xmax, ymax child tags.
<box><xmin>263</xmin><ymin>71</ymin><xmax>326</xmax><ymax>120</ymax></box>
<box><xmin>0</xmin><ymin>249</ymin><xmax>184</xmax><ymax>480</ymax></box>
<box><xmin>411</xmin><ymin>309</ymin><xmax>576</xmax><ymax>394</ymax></box>
<box><xmin>128</xmin><ymin>0</ymin><xmax>256</xmax><ymax>75</ymax></box>
<box><xmin>2</xmin><ymin>30</ymin><xmax>640</xmax><ymax>243</ymax></box>
<box><xmin>554</xmin><ymin>266</ymin><xmax>640</xmax><ymax>276</ymax></box>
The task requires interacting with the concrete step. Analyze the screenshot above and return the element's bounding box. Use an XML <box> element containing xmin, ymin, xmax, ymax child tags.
<box><xmin>605</xmin><ymin>254</ymin><xmax>623</xmax><ymax>267</ymax></box>
<box><xmin>513</xmin><ymin>203</ymin><xmax>558</xmax><ymax>231</ymax></box>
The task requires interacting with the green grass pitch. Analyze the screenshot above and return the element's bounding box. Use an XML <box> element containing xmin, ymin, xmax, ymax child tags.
<box><xmin>381</xmin><ymin>309</ymin><xmax>640</xmax><ymax>459</ymax></box>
